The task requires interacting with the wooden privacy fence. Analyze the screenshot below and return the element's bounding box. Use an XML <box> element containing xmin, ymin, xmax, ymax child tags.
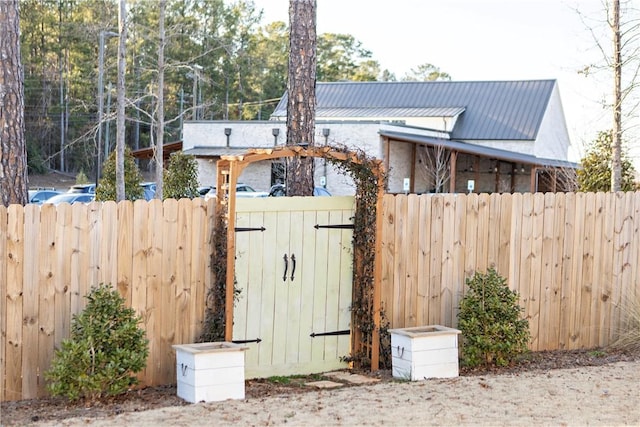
<box><xmin>2</xmin><ymin>192</ymin><xmax>640</xmax><ymax>402</ymax></box>
<box><xmin>380</xmin><ymin>192</ymin><xmax>640</xmax><ymax>352</ymax></box>
<box><xmin>0</xmin><ymin>199</ymin><xmax>216</xmax><ymax>402</ymax></box>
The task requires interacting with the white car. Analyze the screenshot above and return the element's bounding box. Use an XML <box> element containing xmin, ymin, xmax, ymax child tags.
<box><xmin>204</xmin><ymin>184</ymin><xmax>269</xmax><ymax>200</ymax></box>
<box><xmin>44</xmin><ymin>193</ymin><xmax>95</xmax><ymax>205</ymax></box>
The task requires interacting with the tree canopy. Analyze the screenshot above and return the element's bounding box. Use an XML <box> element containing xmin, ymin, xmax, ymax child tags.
<box><xmin>19</xmin><ymin>0</ymin><xmax>449</xmax><ymax>180</ymax></box>
<box><xmin>577</xmin><ymin>130</ymin><xmax>637</xmax><ymax>192</ymax></box>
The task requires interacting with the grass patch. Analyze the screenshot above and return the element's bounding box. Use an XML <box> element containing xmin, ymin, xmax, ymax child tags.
<box><xmin>266</xmin><ymin>373</ymin><xmax>326</xmax><ymax>385</ymax></box>
<box><xmin>610</xmin><ymin>290</ymin><xmax>640</xmax><ymax>352</ymax></box>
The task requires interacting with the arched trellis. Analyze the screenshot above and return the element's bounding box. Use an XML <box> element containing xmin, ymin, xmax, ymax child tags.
<box><xmin>215</xmin><ymin>145</ymin><xmax>385</xmax><ymax>370</ymax></box>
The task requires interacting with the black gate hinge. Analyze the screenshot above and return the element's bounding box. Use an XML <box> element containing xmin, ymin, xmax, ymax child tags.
<box><xmin>314</xmin><ymin>224</ymin><xmax>354</xmax><ymax>230</ymax></box>
<box><xmin>310</xmin><ymin>329</ymin><xmax>350</xmax><ymax>338</ymax></box>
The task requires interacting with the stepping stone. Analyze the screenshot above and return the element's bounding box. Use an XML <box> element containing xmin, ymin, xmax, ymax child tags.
<box><xmin>325</xmin><ymin>371</ymin><xmax>381</xmax><ymax>385</ymax></box>
<box><xmin>305</xmin><ymin>380</ymin><xmax>344</xmax><ymax>389</ymax></box>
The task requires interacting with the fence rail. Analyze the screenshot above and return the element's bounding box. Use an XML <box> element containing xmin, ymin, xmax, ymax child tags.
<box><xmin>2</xmin><ymin>192</ymin><xmax>639</xmax><ymax>402</ymax></box>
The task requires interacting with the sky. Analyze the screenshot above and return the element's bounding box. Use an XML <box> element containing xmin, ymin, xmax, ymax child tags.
<box><xmin>250</xmin><ymin>0</ymin><xmax>639</xmax><ymax>165</ymax></box>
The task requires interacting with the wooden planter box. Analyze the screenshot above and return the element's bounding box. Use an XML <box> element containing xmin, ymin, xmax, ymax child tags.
<box><xmin>172</xmin><ymin>342</ymin><xmax>248</xmax><ymax>403</ymax></box>
<box><xmin>388</xmin><ymin>325</ymin><xmax>461</xmax><ymax>381</ymax></box>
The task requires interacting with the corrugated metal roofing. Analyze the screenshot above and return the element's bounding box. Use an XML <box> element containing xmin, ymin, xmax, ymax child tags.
<box><xmin>314</xmin><ymin>106</ymin><xmax>466</xmax><ymax>118</ymax></box>
<box><xmin>271</xmin><ymin>80</ymin><xmax>556</xmax><ymax>141</ymax></box>
<box><xmin>182</xmin><ymin>146</ymin><xmax>273</xmax><ymax>157</ymax></box>
<box><xmin>379</xmin><ymin>129</ymin><xmax>578</xmax><ymax>168</ymax></box>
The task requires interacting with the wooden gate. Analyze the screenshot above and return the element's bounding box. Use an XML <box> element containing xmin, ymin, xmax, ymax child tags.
<box><xmin>232</xmin><ymin>196</ymin><xmax>355</xmax><ymax>378</ymax></box>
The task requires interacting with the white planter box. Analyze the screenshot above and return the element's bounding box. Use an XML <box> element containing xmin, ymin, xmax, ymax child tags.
<box><xmin>172</xmin><ymin>342</ymin><xmax>248</xmax><ymax>403</ymax></box>
<box><xmin>389</xmin><ymin>325</ymin><xmax>461</xmax><ymax>381</ymax></box>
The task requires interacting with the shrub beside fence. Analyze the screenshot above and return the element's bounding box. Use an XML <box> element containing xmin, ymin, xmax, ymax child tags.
<box><xmin>1</xmin><ymin>192</ymin><xmax>639</xmax><ymax>402</ymax></box>
<box><xmin>380</xmin><ymin>192</ymin><xmax>640</xmax><ymax>352</ymax></box>
<box><xmin>0</xmin><ymin>198</ymin><xmax>216</xmax><ymax>401</ymax></box>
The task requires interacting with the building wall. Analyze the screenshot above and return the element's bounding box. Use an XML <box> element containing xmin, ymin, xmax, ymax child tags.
<box><xmin>534</xmin><ymin>84</ymin><xmax>571</xmax><ymax>160</ymax></box>
<box><xmin>183</xmin><ymin>121</ymin><xmax>385</xmax><ymax>195</ymax></box>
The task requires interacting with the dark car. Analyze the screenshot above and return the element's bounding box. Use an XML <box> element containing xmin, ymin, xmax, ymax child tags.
<box><xmin>197</xmin><ymin>186</ymin><xmax>214</xmax><ymax>197</ymax></box>
<box><xmin>28</xmin><ymin>189</ymin><xmax>62</xmax><ymax>204</ymax></box>
<box><xmin>67</xmin><ymin>184</ymin><xmax>96</xmax><ymax>194</ymax></box>
<box><xmin>268</xmin><ymin>184</ymin><xmax>331</xmax><ymax>197</ymax></box>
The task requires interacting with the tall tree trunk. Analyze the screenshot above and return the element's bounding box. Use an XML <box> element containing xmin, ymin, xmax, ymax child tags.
<box><xmin>611</xmin><ymin>0</ymin><xmax>622</xmax><ymax>192</ymax></box>
<box><xmin>116</xmin><ymin>0</ymin><xmax>127</xmax><ymax>201</ymax></box>
<box><xmin>286</xmin><ymin>0</ymin><xmax>316</xmax><ymax>196</ymax></box>
<box><xmin>154</xmin><ymin>0</ymin><xmax>166</xmax><ymax>199</ymax></box>
<box><xmin>0</xmin><ymin>1</ymin><xmax>28</xmax><ymax>207</ymax></box>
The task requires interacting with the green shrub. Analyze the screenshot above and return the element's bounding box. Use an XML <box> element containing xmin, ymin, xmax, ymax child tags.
<box><xmin>163</xmin><ymin>152</ymin><xmax>199</xmax><ymax>199</ymax></box>
<box><xmin>75</xmin><ymin>170</ymin><xmax>90</xmax><ymax>185</ymax></box>
<box><xmin>457</xmin><ymin>268</ymin><xmax>530</xmax><ymax>368</ymax></box>
<box><xmin>45</xmin><ymin>283</ymin><xmax>149</xmax><ymax>401</ymax></box>
<box><xmin>95</xmin><ymin>147</ymin><xmax>144</xmax><ymax>201</ymax></box>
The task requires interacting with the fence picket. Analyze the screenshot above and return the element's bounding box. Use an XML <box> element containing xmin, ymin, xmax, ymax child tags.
<box><xmin>37</xmin><ymin>204</ymin><xmax>56</xmax><ymax>397</ymax></box>
<box><xmin>5</xmin><ymin>205</ymin><xmax>24</xmax><ymax>400</ymax></box>
<box><xmin>2</xmin><ymin>193</ymin><xmax>640</xmax><ymax>401</ymax></box>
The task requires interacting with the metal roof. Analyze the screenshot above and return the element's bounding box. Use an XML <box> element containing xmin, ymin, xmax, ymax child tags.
<box><xmin>271</xmin><ymin>80</ymin><xmax>557</xmax><ymax>141</ymax></box>
<box><xmin>313</xmin><ymin>106</ymin><xmax>466</xmax><ymax>118</ymax></box>
<box><xmin>182</xmin><ymin>146</ymin><xmax>274</xmax><ymax>157</ymax></box>
<box><xmin>379</xmin><ymin>129</ymin><xmax>578</xmax><ymax>169</ymax></box>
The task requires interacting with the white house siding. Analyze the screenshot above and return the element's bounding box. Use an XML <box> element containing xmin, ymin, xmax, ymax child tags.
<box><xmin>320</xmin><ymin>116</ymin><xmax>455</xmax><ymax>132</ymax></box>
<box><xmin>533</xmin><ymin>84</ymin><xmax>571</xmax><ymax>160</ymax></box>
<box><xmin>196</xmin><ymin>159</ymin><xmax>273</xmax><ymax>191</ymax></box>
<box><xmin>387</xmin><ymin>141</ymin><xmax>415</xmax><ymax>193</ymax></box>
<box><xmin>182</xmin><ymin>121</ymin><xmax>286</xmax><ymax>151</ymax></box>
<box><xmin>183</xmin><ymin>121</ymin><xmax>385</xmax><ymax>195</ymax></box>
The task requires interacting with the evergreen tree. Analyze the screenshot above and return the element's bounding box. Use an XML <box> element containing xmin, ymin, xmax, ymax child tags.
<box><xmin>163</xmin><ymin>152</ymin><xmax>199</xmax><ymax>199</ymax></box>
<box><xmin>95</xmin><ymin>146</ymin><xmax>144</xmax><ymax>201</ymax></box>
<box><xmin>577</xmin><ymin>130</ymin><xmax>636</xmax><ymax>192</ymax></box>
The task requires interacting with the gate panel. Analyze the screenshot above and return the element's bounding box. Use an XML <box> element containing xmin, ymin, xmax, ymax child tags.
<box><xmin>234</xmin><ymin>197</ymin><xmax>354</xmax><ymax>378</ymax></box>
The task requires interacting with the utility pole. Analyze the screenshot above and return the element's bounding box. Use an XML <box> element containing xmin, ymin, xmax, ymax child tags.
<box><xmin>115</xmin><ymin>0</ymin><xmax>127</xmax><ymax>201</ymax></box>
<box><xmin>611</xmin><ymin>0</ymin><xmax>622</xmax><ymax>191</ymax></box>
<box><xmin>96</xmin><ymin>30</ymin><xmax>118</xmax><ymax>187</ymax></box>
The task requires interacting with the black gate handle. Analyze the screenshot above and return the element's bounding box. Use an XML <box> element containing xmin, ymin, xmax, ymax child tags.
<box><xmin>290</xmin><ymin>254</ymin><xmax>296</xmax><ymax>281</ymax></box>
<box><xmin>283</xmin><ymin>254</ymin><xmax>288</xmax><ymax>282</ymax></box>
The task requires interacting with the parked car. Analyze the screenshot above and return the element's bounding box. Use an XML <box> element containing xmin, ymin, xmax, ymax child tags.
<box><xmin>197</xmin><ymin>186</ymin><xmax>214</xmax><ymax>197</ymax></box>
<box><xmin>67</xmin><ymin>184</ymin><xmax>95</xmax><ymax>194</ymax></box>
<box><xmin>28</xmin><ymin>189</ymin><xmax>62</xmax><ymax>204</ymax></box>
<box><xmin>268</xmin><ymin>184</ymin><xmax>332</xmax><ymax>197</ymax></box>
<box><xmin>204</xmin><ymin>184</ymin><xmax>269</xmax><ymax>200</ymax></box>
<box><xmin>140</xmin><ymin>182</ymin><xmax>156</xmax><ymax>201</ymax></box>
<box><xmin>44</xmin><ymin>193</ymin><xmax>95</xmax><ymax>205</ymax></box>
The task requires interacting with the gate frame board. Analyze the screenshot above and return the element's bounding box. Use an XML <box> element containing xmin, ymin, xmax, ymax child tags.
<box><xmin>216</xmin><ymin>146</ymin><xmax>385</xmax><ymax>371</ymax></box>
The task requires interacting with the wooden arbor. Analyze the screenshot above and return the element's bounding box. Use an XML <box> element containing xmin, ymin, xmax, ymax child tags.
<box><xmin>216</xmin><ymin>145</ymin><xmax>385</xmax><ymax>370</ymax></box>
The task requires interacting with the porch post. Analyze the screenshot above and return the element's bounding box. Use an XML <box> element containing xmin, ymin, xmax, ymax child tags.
<box><xmin>410</xmin><ymin>144</ymin><xmax>416</xmax><ymax>193</ymax></box>
<box><xmin>530</xmin><ymin>166</ymin><xmax>538</xmax><ymax>193</ymax></box>
<box><xmin>449</xmin><ymin>151</ymin><xmax>457</xmax><ymax>193</ymax></box>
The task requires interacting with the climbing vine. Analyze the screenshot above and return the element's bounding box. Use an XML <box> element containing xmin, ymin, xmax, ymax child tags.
<box><xmin>329</xmin><ymin>145</ymin><xmax>391</xmax><ymax>369</ymax></box>
<box><xmin>200</xmin><ymin>209</ymin><xmax>228</xmax><ymax>343</ymax></box>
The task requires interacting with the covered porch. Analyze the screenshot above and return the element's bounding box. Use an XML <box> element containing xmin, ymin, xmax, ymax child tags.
<box><xmin>380</xmin><ymin>130</ymin><xmax>578</xmax><ymax>194</ymax></box>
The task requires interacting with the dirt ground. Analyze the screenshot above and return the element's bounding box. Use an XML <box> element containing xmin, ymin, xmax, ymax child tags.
<box><xmin>27</xmin><ymin>171</ymin><xmax>75</xmax><ymax>191</ymax></box>
<box><xmin>2</xmin><ymin>348</ymin><xmax>639</xmax><ymax>426</ymax></box>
